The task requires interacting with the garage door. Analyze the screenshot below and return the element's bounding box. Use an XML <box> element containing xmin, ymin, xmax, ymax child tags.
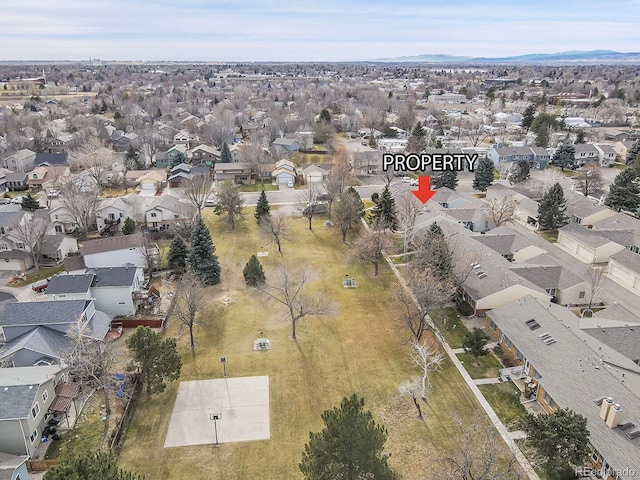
<box><xmin>576</xmin><ymin>245</ymin><xmax>592</xmax><ymax>262</ymax></box>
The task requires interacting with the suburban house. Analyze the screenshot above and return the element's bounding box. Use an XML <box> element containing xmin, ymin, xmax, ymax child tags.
<box><xmin>377</xmin><ymin>138</ymin><xmax>409</xmax><ymax>153</ymax></box>
<box><xmin>573</xmin><ymin>144</ymin><xmax>600</xmax><ymax>166</ymax></box>
<box><xmin>144</xmin><ymin>195</ymin><xmax>193</xmax><ymax>232</ymax></box>
<box><xmin>132</xmin><ymin>169</ymin><xmax>167</xmax><ymax>195</ymax></box>
<box><xmin>3</xmin><ymin>150</ymin><xmax>36</xmax><ymax>173</ymax></box>
<box><xmin>595</xmin><ymin>144</ymin><xmax>617</xmax><ymax>167</ymax></box>
<box><xmin>0</xmin><ymin>365</ymin><xmax>67</xmax><ymax>457</ymax></box>
<box><xmin>167</xmin><ymin>163</ymin><xmax>209</xmax><ymax>189</ymax></box>
<box><xmin>606</xmin><ymin>250</ymin><xmax>640</xmax><ymax>296</ymax></box>
<box><xmin>4</xmin><ymin>172</ymin><xmax>28</xmax><ymax>192</ymax></box>
<box><xmin>271</xmin><ymin>159</ymin><xmax>297</xmax><ymax>185</ymax></box>
<box><xmin>79</xmin><ymin>233</ymin><xmax>148</xmax><ymax>269</ymax></box>
<box><xmin>588</xmin><ymin>304</ymin><xmax>640</xmax><ymax>365</ymax></box>
<box><xmin>474</xmin><ymin>225</ymin><xmax>548</xmax><ymax>263</ymax></box>
<box><xmin>271</xmin><ymin>138</ymin><xmax>300</xmax><ymax>156</ymax></box>
<box><xmin>173</xmin><ymin>131</ymin><xmax>198</xmax><ymax>148</ymax></box>
<box><xmin>0</xmin><ymin>451</ymin><xmax>29</xmax><ymax>480</ymax></box>
<box><xmin>565</xmin><ymin>190</ymin><xmax>615</xmax><ymax>226</ymax></box>
<box><xmin>487</xmin><ymin>146</ymin><xmax>550</xmax><ymax>169</ymax></box>
<box><xmin>508</xmin><ymin>263</ymin><xmax>585</xmax><ymax>305</ymax></box>
<box><xmin>46</xmin><ymin>266</ymin><xmax>145</xmax><ymax>316</ymax></box>
<box><xmin>613</xmin><ymin>140</ymin><xmax>637</xmax><ymax>161</ymax></box>
<box><xmin>485</xmin><ymin>296</ymin><xmax>640</xmax><ymax>479</ymax></box>
<box><xmin>556</xmin><ymin>223</ymin><xmax>632</xmax><ymax>264</ymax></box>
<box><xmin>301</xmin><ymin>164</ymin><xmax>330</xmax><ymax>185</ymax></box>
<box><xmin>190</xmin><ymin>144</ymin><xmax>220</xmax><ymax>166</ymax></box>
<box><xmin>432</xmin><ymin>187</ymin><xmax>472</xmax><ymax>209</ymax></box>
<box><xmin>0</xmin><ymin>300</ymin><xmax>111</xmax><ymax>367</ymax></box>
<box><xmin>213</xmin><ymin>162</ymin><xmax>253</xmax><ymax>185</ymax></box>
<box><xmin>486</xmin><ymin>183</ymin><xmax>539</xmax><ymax>229</ymax></box>
<box><xmin>95</xmin><ymin>195</ymin><xmax>142</xmax><ymax>235</ymax></box>
<box><xmin>428</xmin><ymin>93</ymin><xmax>467</xmax><ymax>104</ymax></box>
<box><xmin>33</xmin><ymin>153</ymin><xmax>69</xmax><ymax>169</ymax></box>
<box><xmin>351</xmin><ymin>151</ymin><xmax>382</xmax><ymax>176</ymax></box>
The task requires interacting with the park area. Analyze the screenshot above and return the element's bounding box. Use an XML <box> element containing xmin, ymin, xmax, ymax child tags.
<box><xmin>116</xmin><ymin>208</ymin><xmax>517</xmax><ymax>479</ymax></box>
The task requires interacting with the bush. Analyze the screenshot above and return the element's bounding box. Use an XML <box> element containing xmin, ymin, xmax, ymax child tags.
<box><xmin>493</xmin><ymin>345</ymin><xmax>504</xmax><ymax>357</ymax></box>
<box><xmin>501</xmin><ymin>355</ymin><xmax>515</xmax><ymax>368</ymax></box>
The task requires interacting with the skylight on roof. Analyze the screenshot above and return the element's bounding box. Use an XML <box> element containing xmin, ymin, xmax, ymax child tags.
<box><xmin>525</xmin><ymin>318</ymin><xmax>541</xmax><ymax>330</ymax></box>
<box><xmin>539</xmin><ymin>332</ymin><xmax>557</xmax><ymax>345</ymax></box>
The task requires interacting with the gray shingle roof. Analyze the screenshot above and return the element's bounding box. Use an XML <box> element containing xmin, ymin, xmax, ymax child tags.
<box><xmin>0</xmin><ymin>300</ymin><xmax>88</xmax><ymax>327</ymax></box>
<box><xmin>509</xmin><ymin>264</ymin><xmax>583</xmax><ymax>290</ymax></box>
<box><xmin>583</xmin><ymin>327</ymin><xmax>640</xmax><ymax>364</ymax></box>
<box><xmin>560</xmin><ymin>222</ymin><xmax>634</xmax><ymax>248</ymax></box>
<box><xmin>487</xmin><ymin>297</ymin><xmax>640</xmax><ymax>475</ymax></box>
<box><xmin>90</xmin><ymin>266</ymin><xmax>137</xmax><ymax>287</ymax></box>
<box><xmin>610</xmin><ymin>249</ymin><xmax>640</xmax><ymax>274</ymax></box>
<box><xmin>0</xmin><ymin>384</ymin><xmax>38</xmax><ymax>420</ymax></box>
<box><xmin>0</xmin><ymin>451</ymin><xmax>27</xmax><ymax>471</ymax></box>
<box><xmin>0</xmin><ymin>326</ymin><xmax>72</xmax><ymax>364</ymax></box>
<box><xmin>0</xmin><ymin>211</ymin><xmax>25</xmax><ymax>229</ymax></box>
<box><xmin>45</xmin><ymin>273</ymin><xmax>94</xmax><ymax>295</ymax></box>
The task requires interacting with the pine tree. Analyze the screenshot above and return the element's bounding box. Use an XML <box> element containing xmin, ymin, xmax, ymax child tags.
<box><xmin>220</xmin><ymin>141</ymin><xmax>232</xmax><ymax>163</ymax></box>
<box><xmin>21</xmin><ymin>193</ymin><xmax>40</xmax><ymax>212</ymax></box>
<box><xmin>167</xmin><ymin>235</ymin><xmax>189</xmax><ymax>271</ymax></box>
<box><xmin>508</xmin><ymin>159</ymin><xmax>531</xmax><ymax>184</ymax></box>
<box><xmin>605</xmin><ymin>167</ymin><xmax>640</xmax><ymax>212</ymax></box>
<box><xmin>122</xmin><ymin>217</ymin><xmax>136</xmax><ymax>235</ymax></box>
<box><xmin>44</xmin><ymin>451</ymin><xmax>144</xmax><ymax>480</ymax></box>
<box><xmin>254</xmin><ymin>189</ymin><xmax>271</xmax><ymax>224</ymax></box>
<box><xmin>472</xmin><ymin>157</ymin><xmax>494</xmax><ymax>192</ymax></box>
<box><xmin>462</xmin><ymin>328</ymin><xmax>489</xmax><ymax>366</ymax></box>
<box><xmin>300</xmin><ymin>394</ymin><xmax>398</xmax><ymax>480</ymax></box>
<box><xmin>551</xmin><ymin>144</ymin><xmax>575</xmax><ymax>170</ymax></box>
<box><xmin>243</xmin><ymin>255</ymin><xmax>266</xmax><ymax>286</ymax></box>
<box><xmin>408</xmin><ymin>121</ymin><xmax>427</xmax><ymax>154</ymax></box>
<box><xmin>169</xmin><ymin>150</ymin><xmax>186</xmax><ymax>169</ymax></box>
<box><xmin>347</xmin><ymin>186</ymin><xmax>365</xmax><ymax>218</ymax></box>
<box><xmin>187</xmin><ymin>214</ymin><xmax>221</xmax><ymax>285</ymax></box>
<box><xmin>370</xmin><ymin>186</ymin><xmax>398</xmax><ymax>230</ymax></box>
<box><xmin>521</xmin><ymin>104</ymin><xmax>536</xmax><ymax>131</ymax></box>
<box><xmin>537</xmin><ymin>182</ymin><xmax>568</xmax><ymax>230</ymax></box>
<box><xmin>432</xmin><ymin>170</ymin><xmax>458</xmax><ymax>190</ymax></box>
<box><xmin>625</xmin><ymin>141</ymin><xmax>640</xmax><ymax>165</ymax></box>
<box><xmin>413</xmin><ymin>221</ymin><xmax>453</xmax><ymax>281</ymax></box>
<box><xmin>575</xmin><ymin>130</ymin><xmax>586</xmax><ymax>144</ymax></box>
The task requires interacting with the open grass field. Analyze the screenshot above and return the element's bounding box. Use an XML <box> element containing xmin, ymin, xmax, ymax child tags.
<box><xmin>117</xmin><ymin>210</ymin><xmax>514</xmax><ymax>479</ymax></box>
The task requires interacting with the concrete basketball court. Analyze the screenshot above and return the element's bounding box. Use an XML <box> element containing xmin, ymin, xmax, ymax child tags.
<box><xmin>164</xmin><ymin>376</ymin><xmax>270</xmax><ymax>448</ymax></box>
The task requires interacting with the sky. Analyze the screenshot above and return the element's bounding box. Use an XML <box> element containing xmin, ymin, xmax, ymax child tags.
<box><xmin>1</xmin><ymin>0</ymin><xmax>639</xmax><ymax>62</ymax></box>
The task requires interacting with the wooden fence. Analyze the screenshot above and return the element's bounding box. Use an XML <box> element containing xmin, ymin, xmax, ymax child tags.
<box><xmin>109</xmin><ymin>373</ymin><xmax>143</xmax><ymax>454</ymax></box>
<box><xmin>27</xmin><ymin>459</ymin><xmax>59</xmax><ymax>472</ymax></box>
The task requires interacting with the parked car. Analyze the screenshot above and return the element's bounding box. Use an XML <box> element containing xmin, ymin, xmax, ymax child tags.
<box><xmin>11</xmin><ymin>196</ymin><xmax>26</xmax><ymax>204</ymax></box>
<box><xmin>287</xmin><ymin>181</ymin><xmax>294</xmax><ymax>188</ymax></box>
<box><xmin>401</xmin><ymin>176</ymin><xmax>412</xmax><ymax>183</ymax></box>
<box><xmin>32</xmin><ymin>279</ymin><xmax>49</xmax><ymax>292</ymax></box>
<box><xmin>47</xmin><ymin>189</ymin><xmax>60</xmax><ymax>198</ymax></box>
<box><xmin>410</xmin><ymin>178</ymin><xmax>419</xmax><ymax>186</ymax></box>
<box><xmin>0</xmin><ymin>198</ymin><xmax>11</xmax><ymax>204</ymax></box>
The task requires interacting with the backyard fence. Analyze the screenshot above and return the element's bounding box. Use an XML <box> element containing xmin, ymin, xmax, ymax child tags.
<box><xmin>109</xmin><ymin>373</ymin><xmax>143</xmax><ymax>454</ymax></box>
<box><xmin>27</xmin><ymin>459</ymin><xmax>59</xmax><ymax>472</ymax></box>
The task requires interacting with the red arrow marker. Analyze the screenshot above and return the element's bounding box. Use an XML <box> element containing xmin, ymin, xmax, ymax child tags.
<box><xmin>411</xmin><ymin>176</ymin><xmax>437</xmax><ymax>204</ymax></box>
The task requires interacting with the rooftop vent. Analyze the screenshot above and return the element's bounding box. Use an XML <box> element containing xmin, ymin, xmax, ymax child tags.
<box><xmin>525</xmin><ymin>318</ymin><xmax>541</xmax><ymax>330</ymax></box>
<box><xmin>538</xmin><ymin>332</ymin><xmax>557</xmax><ymax>345</ymax></box>
<box><xmin>475</xmin><ymin>271</ymin><xmax>487</xmax><ymax>279</ymax></box>
<box><xmin>606</xmin><ymin>404</ymin><xmax>623</xmax><ymax>428</ymax></box>
<box><xmin>472</xmin><ymin>263</ymin><xmax>482</xmax><ymax>270</ymax></box>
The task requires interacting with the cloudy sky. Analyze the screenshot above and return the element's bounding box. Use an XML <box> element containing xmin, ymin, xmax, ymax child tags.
<box><xmin>2</xmin><ymin>0</ymin><xmax>639</xmax><ymax>61</ymax></box>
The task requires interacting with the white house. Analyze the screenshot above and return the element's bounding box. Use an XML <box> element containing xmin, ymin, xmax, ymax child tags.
<box><xmin>607</xmin><ymin>249</ymin><xmax>640</xmax><ymax>295</ymax></box>
<box><xmin>144</xmin><ymin>195</ymin><xmax>193</xmax><ymax>232</ymax></box>
<box><xmin>271</xmin><ymin>159</ymin><xmax>297</xmax><ymax>185</ymax></box>
<box><xmin>556</xmin><ymin>223</ymin><xmax>632</xmax><ymax>264</ymax></box>
<box><xmin>79</xmin><ymin>234</ymin><xmax>147</xmax><ymax>269</ymax></box>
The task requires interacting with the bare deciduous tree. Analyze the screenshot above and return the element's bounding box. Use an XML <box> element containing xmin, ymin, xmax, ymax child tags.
<box><xmin>585</xmin><ymin>266</ymin><xmax>606</xmax><ymax>315</ymax></box>
<box><xmin>260</xmin><ymin>211</ymin><xmax>289</xmax><ymax>254</ymax></box>
<box><xmin>482</xmin><ymin>196</ymin><xmax>516</xmax><ymax>227</ymax></box>
<box><xmin>353</xmin><ymin>223</ymin><xmax>393</xmax><ymax>276</ymax></box>
<box><xmin>173</xmin><ymin>269</ymin><xmax>205</xmax><ymax>350</ymax></box>
<box><xmin>11</xmin><ymin>213</ymin><xmax>51</xmax><ymax>274</ymax></box>
<box><xmin>70</xmin><ymin>140</ymin><xmax>114</xmax><ymax>193</ymax></box>
<box><xmin>183</xmin><ymin>170</ymin><xmax>215</xmax><ymax>213</ymax></box>
<box><xmin>298</xmin><ymin>182</ymin><xmax>321</xmax><ymax>231</ymax></box>
<box><xmin>259</xmin><ymin>265</ymin><xmax>331</xmax><ymax>339</ymax></box>
<box><xmin>214</xmin><ymin>180</ymin><xmax>244</xmax><ymax>229</ymax></box>
<box><xmin>240</xmin><ymin>139</ymin><xmax>270</xmax><ymax>187</ymax></box>
<box><xmin>442</xmin><ymin>416</ymin><xmax>522</xmax><ymax>480</ymax></box>
<box><xmin>57</xmin><ymin>183</ymin><xmax>101</xmax><ymax>237</ymax></box>
<box><xmin>398</xmin><ymin>377</ymin><xmax>423</xmax><ymax>419</ymax></box>
<box><xmin>333</xmin><ymin>190</ymin><xmax>363</xmax><ymax>242</ymax></box>
<box><xmin>574</xmin><ymin>163</ymin><xmax>604</xmax><ymax>197</ymax></box>
<box><xmin>65</xmin><ymin>318</ymin><xmax>119</xmax><ymax>415</ymax></box>
<box><xmin>409</xmin><ymin>338</ymin><xmax>445</xmax><ymax>400</ymax></box>
<box><xmin>397</xmin><ymin>193</ymin><xmax>422</xmax><ymax>254</ymax></box>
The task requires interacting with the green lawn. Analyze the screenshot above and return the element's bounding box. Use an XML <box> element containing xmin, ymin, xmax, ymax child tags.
<box><xmin>239</xmin><ymin>182</ymin><xmax>280</xmax><ymax>192</ymax></box>
<box><xmin>457</xmin><ymin>352</ymin><xmax>502</xmax><ymax>379</ymax></box>
<box><xmin>117</xmin><ymin>211</ymin><xmax>519</xmax><ymax>479</ymax></box>
<box><xmin>45</xmin><ymin>393</ymin><xmax>106</xmax><ymax>460</ymax></box>
<box><xmin>478</xmin><ymin>382</ymin><xmax>527</xmax><ymax>428</ymax></box>
<box><xmin>431</xmin><ymin>308</ymin><xmax>470</xmax><ymax>348</ymax></box>
<box><xmin>538</xmin><ymin>231</ymin><xmax>559</xmax><ymax>243</ymax></box>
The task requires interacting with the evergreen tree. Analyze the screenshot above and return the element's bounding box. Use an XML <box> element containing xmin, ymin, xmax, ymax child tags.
<box><xmin>220</xmin><ymin>141</ymin><xmax>232</xmax><ymax>163</ymax></box>
<box><xmin>537</xmin><ymin>182</ymin><xmax>568</xmax><ymax>230</ymax></box>
<box><xmin>551</xmin><ymin>144</ymin><xmax>576</xmax><ymax>170</ymax></box>
<box><xmin>169</xmin><ymin>150</ymin><xmax>186</xmax><ymax>169</ymax></box>
<box><xmin>462</xmin><ymin>328</ymin><xmax>489</xmax><ymax>366</ymax></box>
<box><xmin>509</xmin><ymin>159</ymin><xmax>531</xmax><ymax>184</ymax></box>
<box><xmin>535</xmin><ymin>125</ymin><xmax>551</xmax><ymax>148</ymax></box>
<box><xmin>21</xmin><ymin>192</ymin><xmax>40</xmax><ymax>212</ymax></box>
<box><xmin>318</xmin><ymin>108</ymin><xmax>332</xmax><ymax>124</ymax></box>
<box><xmin>44</xmin><ymin>451</ymin><xmax>144</xmax><ymax>480</ymax></box>
<box><xmin>605</xmin><ymin>167</ymin><xmax>640</xmax><ymax>212</ymax></box>
<box><xmin>521</xmin><ymin>104</ymin><xmax>536</xmax><ymax>131</ymax></box>
<box><xmin>472</xmin><ymin>157</ymin><xmax>495</xmax><ymax>192</ymax></box>
<box><xmin>254</xmin><ymin>189</ymin><xmax>271</xmax><ymax>224</ymax></box>
<box><xmin>407</xmin><ymin>121</ymin><xmax>427</xmax><ymax>154</ymax></box>
<box><xmin>370</xmin><ymin>186</ymin><xmax>398</xmax><ymax>230</ymax></box>
<box><xmin>347</xmin><ymin>186</ymin><xmax>365</xmax><ymax>218</ymax></box>
<box><xmin>575</xmin><ymin>130</ymin><xmax>586</xmax><ymax>144</ymax></box>
<box><xmin>126</xmin><ymin>326</ymin><xmax>182</xmax><ymax>395</ymax></box>
<box><xmin>122</xmin><ymin>217</ymin><xmax>136</xmax><ymax>235</ymax></box>
<box><xmin>300</xmin><ymin>394</ymin><xmax>398</xmax><ymax>480</ymax></box>
<box><xmin>243</xmin><ymin>254</ymin><xmax>266</xmax><ymax>286</ymax></box>
<box><xmin>413</xmin><ymin>222</ymin><xmax>453</xmax><ymax>281</ymax></box>
<box><xmin>432</xmin><ymin>170</ymin><xmax>458</xmax><ymax>190</ymax></box>
<box><xmin>187</xmin><ymin>214</ymin><xmax>221</xmax><ymax>285</ymax></box>
<box><xmin>124</xmin><ymin>144</ymin><xmax>142</xmax><ymax>170</ymax></box>
<box><xmin>167</xmin><ymin>235</ymin><xmax>189</xmax><ymax>271</ymax></box>
<box><xmin>625</xmin><ymin>141</ymin><xmax>640</xmax><ymax>165</ymax></box>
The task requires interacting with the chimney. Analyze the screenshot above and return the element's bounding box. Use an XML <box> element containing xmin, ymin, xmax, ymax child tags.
<box><xmin>606</xmin><ymin>404</ymin><xmax>623</xmax><ymax>428</ymax></box>
<box><xmin>600</xmin><ymin>397</ymin><xmax>614</xmax><ymax>421</ymax></box>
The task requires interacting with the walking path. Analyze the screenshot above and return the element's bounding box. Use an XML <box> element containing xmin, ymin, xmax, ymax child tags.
<box><xmin>373</xmin><ymin>220</ymin><xmax>540</xmax><ymax>480</ymax></box>
<box><xmin>473</xmin><ymin>377</ymin><xmax>502</xmax><ymax>385</ymax></box>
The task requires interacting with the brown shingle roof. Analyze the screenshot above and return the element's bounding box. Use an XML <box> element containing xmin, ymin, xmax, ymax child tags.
<box><xmin>79</xmin><ymin>233</ymin><xmax>143</xmax><ymax>256</ymax></box>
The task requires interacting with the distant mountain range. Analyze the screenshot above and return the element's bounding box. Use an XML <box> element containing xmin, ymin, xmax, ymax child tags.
<box><xmin>372</xmin><ymin>50</ymin><xmax>640</xmax><ymax>64</ymax></box>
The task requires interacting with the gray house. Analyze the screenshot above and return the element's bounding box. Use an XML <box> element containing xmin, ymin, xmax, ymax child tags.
<box><xmin>0</xmin><ymin>300</ymin><xmax>111</xmax><ymax>367</ymax></box>
<box><xmin>0</xmin><ymin>365</ymin><xmax>65</xmax><ymax>457</ymax></box>
<box><xmin>487</xmin><ymin>146</ymin><xmax>550</xmax><ymax>169</ymax></box>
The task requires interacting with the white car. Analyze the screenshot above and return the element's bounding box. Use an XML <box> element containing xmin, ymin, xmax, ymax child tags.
<box><xmin>287</xmin><ymin>181</ymin><xmax>294</xmax><ymax>188</ymax></box>
<box><xmin>401</xmin><ymin>176</ymin><xmax>412</xmax><ymax>183</ymax></box>
<box><xmin>11</xmin><ymin>196</ymin><xmax>26</xmax><ymax>204</ymax></box>
<box><xmin>410</xmin><ymin>178</ymin><xmax>419</xmax><ymax>186</ymax></box>
<box><xmin>47</xmin><ymin>189</ymin><xmax>60</xmax><ymax>198</ymax></box>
